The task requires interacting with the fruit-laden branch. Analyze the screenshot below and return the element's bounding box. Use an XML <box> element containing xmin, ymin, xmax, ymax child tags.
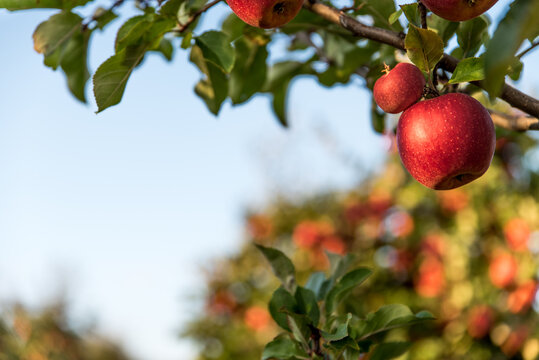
<box><xmin>303</xmin><ymin>0</ymin><xmax>539</xmax><ymax>125</ymax></box>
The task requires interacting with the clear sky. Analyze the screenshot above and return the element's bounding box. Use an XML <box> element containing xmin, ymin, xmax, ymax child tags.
<box><xmin>0</xmin><ymin>1</ymin><xmax>537</xmax><ymax>359</ymax></box>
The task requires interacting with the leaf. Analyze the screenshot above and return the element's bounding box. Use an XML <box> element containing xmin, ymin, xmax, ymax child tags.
<box><xmin>456</xmin><ymin>16</ymin><xmax>489</xmax><ymax>58</ymax></box>
<box><xmin>356</xmin><ymin>0</ymin><xmax>402</xmax><ymax>31</ymax></box>
<box><xmin>93</xmin><ymin>44</ymin><xmax>148</xmax><ymax>113</ymax></box>
<box><xmin>295</xmin><ymin>286</ymin><xmax>320</xmax><ymax>326</ymax></box>
<box><xmin>190</xmin><ymin>45</ymin><xmax>228</xmax><ymax>115</ymax></box>
<box><xmin>93</xmin><ymin>7</ymin><xmax>118</xmax><ymax>30</ymax></box>
<box><xmin>305</xmin><ymin>272</ymin><xmax>326</xmax><ymax>301</ymax></box>
<box><xmin>428</xmin><ymin>14</ymin><xmax>458</xmax><ymax>45</ymax></box>
<box><xmin>33</xmin><ymin>11</ymin><xmax>83</xmax><ymax>56</ymax></box>
<box><xmin>448</xmin><ymin>57</ymin><xmax>485</xmax><ymax>84</ymax></box>
<box><xmin>153</xmin><ymin>38</ymin><xmax>174</xmax><ymax>61</ymax></box>
<box><xmin>357</xmin><ymin>305</ymin><xmax>435</xmax><ymax>340</ymax></box>
<box><xmin>269</xmin><ymin>288</ymin><xmax>298</xmax><ymax>331</ymax></box>
<box><xmin>0</xmin><ymin>0</ymin><xmax>91</xmax><ymax>11</ymax></box>
<box><xmin>370</xmin><ymin>342</ymin><xmax>411</xmax><ymax>360</ymax></box>
<box><xmin>405</xmin><ymin>24</ymin><xmax>444</xmax><ymax>73</ymax></box>
<box><xmin>262</xmin><ymin>336</ymin><xmax>309</xmax><ymax>360</ymax></box>
<box><xmin>195</xmin><ymin>31</ymin><xmax>236</xmax><ymax>73</ymax></box>
<box><xmin>484</xmin><ymin>0</ymin><xmax>539</xmax><ymax>97</ymax></box>
<box><xmin>321</xmin><ymin>313</ymin><xmax>351</xmax><ymax>341</ymax></box>
<box><xmin>388</xmin><ymin>10</ymin><xmax>402</xmax><ymax>25</ymax></box>
<box><xmin>285</xmin><ymin>313</ymin><xmax>311</xmax><ymax>351</ymax></box>
<box><xmin>160</xmin><ymin>0</ymin><xmax>187</xmax><ymax>17</ymax></box>
<box><xmin>115</xmin><ymin>15</ymin><xmax>153</xmax><ymax>52</ymax></box>
<box><xmin>399</xmin><ymin>3</ymin><xmax>420</xmax><ymax>27</ymax></box>
<box><xmin>229</xmin><ymin>38</ymin><xmax>268</xmax><ymax>105</ymax></box>
<box><xmin>256</xmin><ymin>245</ymin><xmax>296</xmax><ymax>292</ymax></box>
<box><xmin>371</xmin><ymin>97</ymin><xmax>385</xmax><ymax>133</ymax></box>
<box><xmin>325</xmin><ymin>268</ymin><xmax>372</xmax><ymax>316</ymax></box>
<box><xmin>60</xmin><ymin>30</ymin><xmax>90</xmax><ymax>102</ymax></box>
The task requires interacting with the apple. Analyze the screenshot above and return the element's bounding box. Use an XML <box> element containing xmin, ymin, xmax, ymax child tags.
<box><xmin>244</xmin><ymin>306</ymin><xmax>272</xmax><ymax>331</ymax></box>
<box><xmin>373</xmin><ymin>63</ymin><xmax>425</xmax><ymax>114</ymax></box>
<box><xmin>488</xmin><ymin>252</ymin><xmax>517</xmax><ymax>288</ymax></box>
<box><xmin>227</xmin><ymin>0</ymin><xmax>304</xmax><ymax>28</ymax></box>
<box><xmin>397</xmin><ymin>93</ymin><xmax>496</xmax><ymax>190</ymax></box>
<box><xmin>414</xmin><ymin>256</ymin><xmax>445</xmax><ymax>297</ymax></box>
<box><xmin>420</xmin><ymin>0</ymin><xmax>499</xmax><ymax>22</ymax></box>
<box><xmin>507</xmin><ymin>281</ymin><xmax>538</xmax><ymax>314</ymax></box>
<box><xmin>467</xmin><ymin>305</ymin><xmax>494</xmax><ymax>339</ymax></box>
<box><xmin>503</xmin><ymin>218</ymin><xmax>530</xmax><ymax>252</ymax></box>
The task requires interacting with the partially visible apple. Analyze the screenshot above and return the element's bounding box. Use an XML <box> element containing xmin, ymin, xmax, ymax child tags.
<box><xmin>420</xmin><ymin>0</ymin><xmax>499</xmax><ymax>22</ymax></box>
<box><xmin>374</xmin><ymin>63</ymin><xmax>425</xmax><ymax>114</ymax></box>
<box><xmin>227</xmin><ymin>0</ymin><xmax>303</xmax><ymax>28</ymax></box>
<box><xmin>397</xmin><ymin>93</ymin><xmax>495</xmax><ymax>190</ymax></box>
<box><xmin>488</xmin><ymin>252</ymin><xmax>517</xmax><ymax>288</ymax></box>
<box><xmin>504</xmin><ymin>218</ymin><xmax>530</xmax><ymax>252</ymax></box>
<box><xmin>467</xmin><ymin>305</ymin><xmax>494</xmax><ymax>339</ymax></box>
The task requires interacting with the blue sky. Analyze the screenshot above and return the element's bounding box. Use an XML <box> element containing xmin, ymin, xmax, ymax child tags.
<box><xmin>0</xmin><ymin>1</ymin><xmax>537</xmax><ymax>359</ymax></box>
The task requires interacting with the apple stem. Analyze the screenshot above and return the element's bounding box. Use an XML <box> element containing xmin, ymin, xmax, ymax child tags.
<box><xmin>382</xmin><ymin>63</ymin><xmax>391</xmax><ymax>75</ymax></box>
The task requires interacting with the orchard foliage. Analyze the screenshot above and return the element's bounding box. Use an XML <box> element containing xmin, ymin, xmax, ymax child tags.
<box><xmin>0</xmin><ymin>303</ymin><xmax>131</xmax><ymax>360</ymax></box>
<box><xmin>1</xmin><ymin>0</ymin><xmax>538</xmax><ymax>126</ymax></box>
<box><xmin>183</xmin><ymin>133</ymin><xmax>539</xmax><ymax>359</ymax></box>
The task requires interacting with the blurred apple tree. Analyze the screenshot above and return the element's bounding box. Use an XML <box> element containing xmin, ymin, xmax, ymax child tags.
<box><xmin>182</xmin><ymin>131</ymin><xmax>539</xmax><ymax>359</ymax></box>
<box><xmin>0</xmin><ymin>302</ymin><xmax>131</xmax><ymax>360</ymax></box>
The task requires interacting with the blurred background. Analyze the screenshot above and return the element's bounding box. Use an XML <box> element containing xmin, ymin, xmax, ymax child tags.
<box><xmin>0</xmin><ymin>0</ymin><xmax>538</xmax><ymax>359</ymax></box>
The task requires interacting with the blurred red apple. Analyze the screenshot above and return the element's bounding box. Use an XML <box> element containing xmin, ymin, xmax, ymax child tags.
<box><xmin>247</xmin><ymin>214</ymin><xmax>273</xmax><ymax>240</ymax></box>
<box><xmin>488</xmin><ymin>252</ymin><xmax>517</xmax><ymax>288</ymax></box>
<box><xmin>397</xmin><ymin>93</ymin><xmax>495</xmax><ymax>190</ymax></box>
<box><xmin>467</xmin><ymin>305</ymin><xmax>494</xmax><ymax>339</ymax></box>
<box><xmin>507</xmin><ymin>281</ymin><xmax>538</xmax><ymax>314</ymax></box>
<box><xmin>227</xmin><ymin>0</ymin><xmax>303</xmax><ymax>28</ymax></box>
<box><xmin>420</xmin><ymin>0</ymin><xmax>499</xmax><ymax>22</ymax></box>
<box><xmin>415</xmin><ymin>257</ymin><xmax>445</xmax><ymax>297</ymax></box>
<box><xmin>321</xmin><ymin>235</ymin><xmax>346</xmax><ymax>255</ymax></box>
<box><xmin>502</xmin><ymin>326</ymin><xmax>528</xmax><ymax>357</ymax></box>
<box><xmin>504</xmin><ymin>218</ymin><xmax>530</xmax><ymax>252</ymax></box>
<box><xmin>438</xmin><ymin>189</ymin><xmax>469</xmax><ymax>212</ymax></box>
<box><xmin>244</xmin><ymin>306</ymin><xmax>272</xmax><ymax>331</ymax></box>
<box><xmin>374</xmin><ymin>63</ymin><xmax>425</xmax><ymax>114</ymax></box>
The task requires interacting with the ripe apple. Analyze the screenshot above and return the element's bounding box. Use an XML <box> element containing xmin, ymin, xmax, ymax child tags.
<box><xmin>227</xmin><ymin>0</ymin><xmax>304</xmax><ymax>28</ymax></box>
<box><xmin>467</xmin><ymin>305</ymin><xmax>494</xmax><ymax>339</ymax></box>
<box><xmin>374</xmin><ymin>63</ymin><xmax>425</xmax><ymax>114</ymax></box>
<box><xmin>488</xmin><ymin>252</ymin><xmax>517</xmax><ymax>288</ymax></box>
<box><xmin>503</xmin><ymin>218</ymin><xmax>530</xmax><ymax>252</ymax></box>
<box><xmin>420</xmin><ymin>0</ymin><xmax>499</xmax><ymax>22</ymax></box>
<box><xmin>414</xmin><ymin>256</ymin><xmax>445</xmax><ymax>297</ymax></box>
<box><xmin>397</xmin><ymin>93</ymin><xmax>495</xmax><ymax>190</ymax></box>
<box><xmin>507</xmin><ymin>281</ymin><xmax>538</xmax><ymax>314</ymax></box>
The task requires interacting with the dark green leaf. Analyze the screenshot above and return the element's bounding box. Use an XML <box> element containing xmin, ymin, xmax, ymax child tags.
<box><xmin>153</xmin><ymin>38</ymin><xmax>174</xmax><ymax>61</ymax></box>
<box><xmin>456</xmin><ymin>16</ymin><xmax>489</xmax><ymax>58</ymax></box>
<box><xmin>428</xmin><ymin>14</ymin><xmax>458</xmax><ymax>45</ymax></box>
<box><xmin>0</xmin><ymin>0</ymin><xmax>91</xmax><ymax>11</ymax></box>
<box><xmin>370</xmin><ymin>342</ymin><xmax>411</xmax><ymax>360</ymax></box>
<box><xmin>295</xmin><ymin>286</ymin><xmax>320</xmax><ymax>326</ymax></box>
<box><xmin>325</xmin><ymin>268</ymin><xmax>372</xmax><ymax>316</ymax></box>
<box><xmin>195</xmin><ymin>31</ymin><xmax>236</xmax><ymax>73</ymax></box>
<box><xmin>484</xmin><ymin>0</ymin><xmax>539</xmax><ymax>96</ymax></box>
<box><xmin>269</xmin><ymin>288</ymin><xmax>298</xmax><ymax>331</ymax></box>
<box><xmin>33</xmin><ymin>11</ymin><xmax>82</xmax><ymax>56</ymax></box>
<box><xmin>321</xmin><ymin>313</ymin><xmax>351</xmax><ymax>341</ymax></box>
<box><xmin>229</xmin><ymin>38</ymin><xmax>268</xmax><ymax>105</ymax></box>
<box><xmin>160</xmin><ymin>0</ymin><xmax>186</xmax><ymax>17</ymax></box>
<box><xmin>60</xmin><ymin>30</ymin><xmax>90</xmax><ymax>102</ymax></box>
<box><xmin>191</xmin><ymin>45</ymin><xmax>228</xmax><ymax>115</ymax></box>
<box><xmin>262</xmin><ymin>336</ymin><xmax>309</xmax><ymax>360</ymax></box>
<box><xmin>405</xmin><ymin>24</ymin><xmax>444</xmax><ymax>73</ymax></box>
<box><xmin>305</xmin><ymin>272</ymin><xmax>326</xmax><ymax>301</ymax></box>
<box><xmin>256</xmin><ymin>245</ymin><xmax>296</xmax><ymax>292</ymax></box>
<box><xmin>285</xmin><ymin>313</ymin><xmax>311</xmax><ymax>350</ymax></box>
<box><xmin>399</xmin><ymin>3</ymin><xmax>420</xmax><ymax>27</ymax></box>
<box><xmin>448</xmin><ymin>57</ymin><xmax>485</xmax><ymax>84</ymax></box>
<box><xmin>115</xmin><ymin>15</ymin><xmax>153</xmax><ymax>52</ymax></box>
<box><xmin>92</xmin><ymin>7</ymin><xmax>118</xmax><ymax>30</ymax></box>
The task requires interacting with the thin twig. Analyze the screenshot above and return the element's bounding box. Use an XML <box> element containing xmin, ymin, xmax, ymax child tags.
<box><xmin>303</xmin><ymin>0</ymin><xmax>539</xmax><ymax>120</ymax></box>
<box><xmin>417</xmin><ymin>1</ymin><xmax>428</xmax><ymax>29</ymax></box>
<box><xmin>176</xmin><ymin>0</ymin><xmax>222</xmax><ymax>33</ymax></box>
<box><xmin>517</xmin><ymin>40</ymin><xmax>539</xmax><ymax>59</ymax></box>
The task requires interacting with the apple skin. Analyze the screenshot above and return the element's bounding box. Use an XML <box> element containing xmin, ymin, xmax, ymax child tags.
<box><xmin>227</xmin><ymin>0</ymin><xmax>303</xmax><ymax>28</ymax></box>
<box><xmin>420</xmin><ymin>0</ymin><xmax>499</xmax><ymax>22</ymax></box>
<box><xmin>373</xmin><ymin>63</ymin><xmax>425</xmax><ymax>114</ymax></box>
<box><xmin>397</xmin><ymin>93</ymin><xmax>495</xmax><ymax>190</ymax></box>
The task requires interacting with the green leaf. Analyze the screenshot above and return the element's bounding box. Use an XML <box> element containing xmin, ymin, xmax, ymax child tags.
<box><xmin>356</xmin><ymin>0</ymin><xmax>402</xmax><ymax>31</ymax></box>
<box><xmin>190</xmin><ymin>45</ymin><xmax>228</xmax><ymax>115</ymax></box>
<box><xmin>160</xmin><ymin>0</ymin><xmax>187</xmax><ymax>17</ymax></box>
<box><xmin>370</xmin><ymin>342</ymin><xmax>411</xmax><ymax>360</ymax></box>
<box><xmin>484</xmin><ymin>0</ymin><xmax>539</xmax><ymax>97</ymax></box>
<box><xmin>428</xmin><ymin>14</ymin><xmax>458</xmax><ymax>45</ymax></box>
<box><xmin>93</xmin><ymin>44</ymin><xmax>148</xmax><ymax>113</ymax></box>
<box><xmin>399</xmin><ymin>3</ymin><xmax>420</xmax><ymax>27</ymax></box>
<box><xmin>153</xmin><ymin>38</ymin><xmax>174</xmax><ymax>61</ymax></box>
<box><xmin>321</xmin><ymin>313</ymin><xmax>351</xmax><ymax>341</ymax></box>
<box><xmin>269</xmin><ymin>288</ymin><xmax>298</xmax><ymax>331</ymax></box>
<box><xmin>33</xmin><ymin>11</ymin><xmax>83</xmax><ymax>56</ymax></box>
<box><xmin>256</xmin><ymin>245</ymin><xmax>296</xmax><ymax>292</ymax></box>
<box><xmin>305</xmin><ymin>272</ymin><xmax>326</xmax><ymax>301</ymax></box>
<box><xmin>60</xmin><ymin>30</ymin><xmax>90</xmax><ymax>102</ymax></box>
<box><xmin>285</xmin><ymin>313</ymin><xmax>311</xmax><ymax>351</ymax></box>
<box><xmin>388</xmin><ymin>10</ymin><xmax>402</xmax><ymax>25</ymax></box>
<box><xmin>371</xmin><ymin>97</ymin><xmax>385</xmax><ymax>134</ymax></box>
<box><xmin>325</xmin><ymin>268</ymin><xmax>372</xmax><ymax>316</ymax></box>
<box><xmin>448</xmin><ymin>57</ymin><xmax>485</xmax><ymax>84</ymax></box>
<box><xmin>456</xmin><ymin>16</ymin><xmax>489</xmax><ymax>58</ymax></box>
<box><xmin>0</xmin><ymin>0</ymin><xmax>91</xmax><ymax>11</ymax></box>
<box><xmin>115</xmin><ymin>15</ymin><xmax>153</xmax><ymax>53</ymax></box>
<box><xmin>195</xmin><ymin>31</ymin><xmax>236</xmax><ymax>73</ymax></box>
<box><xmin>405</xmin><ymin>24</ymin><xmax>444</xmax><ymax>73</ymax></box>
<box><xmin>357</xmin><ymin>305</ymin><xmax>435</xmax><ymax>340</ymax></box>
<box><xmin>93</xmin><ymin>7</ymin><xmax>118</xmax><ymax>30</ymax></box>
<box><xmin>295</xmin><ymin>286</ymin><xmax>320</xmax><ymax>326</ymax></box>
<box><xmin>229</xmin><ymin>38</ymin><xmax>268</xmax><ymax>105</ymax></box>
<box><xmin>262</xmin><ymin>336</ymin><xmax>309</xmax><ymax>360</ymax></box>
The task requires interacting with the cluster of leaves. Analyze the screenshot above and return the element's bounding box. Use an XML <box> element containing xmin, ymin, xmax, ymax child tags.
<box><xmin>256</xmin><ymin>245</ymin><xmax>434</xmax><ymax>359</ymax></box>
<box><xmin>1</xmin><ymin>0</ymin><xmax>537</xmax><ymax>126</ymax></box>
<box><xmin>183</xmin><ymin>131</ymin><xmax>539</xmax><ymax>360</ymax></box>
<box><xmin>0</xmin><ymin>302</ymin><xmax>131</xmax><ymax>360</ymax></box>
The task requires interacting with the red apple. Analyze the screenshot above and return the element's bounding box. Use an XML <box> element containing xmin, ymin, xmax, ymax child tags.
<box><xmin>420</xmin><ymin>0</ymin><xmax>499</xmax><ymax>22</ymax></box>
<box><xmin>467</xmin><ymin>305</ymin><xmax>494</xmax><ymax>339</ymax></box>
<box><xmin>374</xmin><ymin>63</ymin><xmax>425</xmax><ymax>114</ymax></box>
<box><xmin>397</xmin><ymin>93</ymin><xmax>495</xmax><ymax>190</ymax></box>
<box><xmin>507</xmin><ymin>281</ymin><xmax>538</xmax><ymax>314</ymax></box>
<box><xmin>414</xmin><ymin>256</ymin><xmax>445</xmax><ymax>297</ymax></box>
<box><xmin>227</xmin><ymin>0</ymin><xmax>303</xmax><ymax>28</ymax></box>
<box><xmin>488</xmin><ymin>252</ymin><xmax>517</xmax><ymax>288</ymax></box>
<box><xmin>504</xmin><ymin>218</ymin><xmax>530</xmax><ymax>252</ymax></box>
<box><xmin>244</xmin><ymin>306</ymin><xmax>272</xmax><ymax>331</ymax></box>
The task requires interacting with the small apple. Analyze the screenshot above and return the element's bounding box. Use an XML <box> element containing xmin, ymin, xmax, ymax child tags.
<box><xmin>374</xmin><ymin>63</ymin><xmax>425</xmax><ymax>114</ymax></box>
<box><xmin>507</xmin><ymin>281</ymin><xmax>538</xmax><ymax>314</ymax></box>
<box><xmin>504</xmin><ymin>218</ymin><xmax>530</xmax><ymax>252</ymax></box>
<box><xmin>244</xmin><ymin>306</ymin><xmax>272</xmax><ymax>331</ymax></box>
<box><xmin>488</xmin><ymin>252</ymin><xmax>517</xmax><ymax>288</ymax></box>
<box><xmin>414</xmin><ymin>256</ymin><xmax>445</xmax><ymax>297</ymax></box>
<box><xmin>467</xmin><ymin>305</ymin><xmax>494</xmax><ymax>339</ymax></box>
<box><xmin>227</xmin><ymin>0</ymin><xmax>304</xmax><ymax>28</ymax></box>
<box><xmin>420</xmin><ymin>0</ymin><xmax>499</xmax><ymax>22</ymax></box>
<box><xmin>397</xmin><ymin>93</ymin><xmax>495</xmax><ymax>190</ymax></box>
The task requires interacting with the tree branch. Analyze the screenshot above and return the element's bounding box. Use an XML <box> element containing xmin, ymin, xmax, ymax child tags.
<box><xmin>517</xmin><ymin>40</ymin><xmax>539</xmax><ymax>59</ymax></box>
<box><xmin>303</xmin><ymin>0</ymin><xmax>539</xmax><ymax>120</ymax></box>
<box><xmin>418</xmin><ymin>1</ymin><xmax>428</xmax><ymax>29</ymax></box>
<box><xmin>488</xmin><ymin>109</ymin><xmax>539</xmax><ymax>132</ymax></box>
<box><xmin>176</xmin><ymin>0</ymin><xmax>222</xmax><ymax>33</ymax></box>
